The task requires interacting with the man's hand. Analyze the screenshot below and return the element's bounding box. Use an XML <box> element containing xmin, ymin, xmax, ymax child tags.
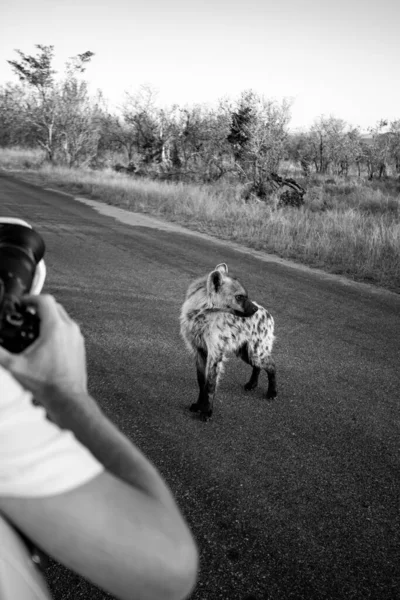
<box><xmin>0</xmin><ymin>295</ymin><xmax>88</xmax><ymax>399</ymax></box>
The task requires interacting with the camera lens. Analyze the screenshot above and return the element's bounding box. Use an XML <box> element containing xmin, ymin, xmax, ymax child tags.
<box><xmin>0</xmin><ymin>224</ymin><xmax>45</xmax><ymax>298</ymax></box>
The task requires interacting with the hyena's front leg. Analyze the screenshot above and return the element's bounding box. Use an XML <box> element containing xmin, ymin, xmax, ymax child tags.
<box><xmin>189</xmin><ymin>349</ymin><xmax>207</xmax><ymax>413</ymax></box>
<box><xmin>190</xmin><ymin>352</ymin><xmax>223</xmax><ymax>420</ymax></box>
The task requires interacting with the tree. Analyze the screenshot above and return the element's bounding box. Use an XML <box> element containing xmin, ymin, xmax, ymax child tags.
<box><xmin>8</xmin><ymin>45</ymin><xmax>56</xmax><ymax>92</ymax></box>
<box><xmin>287</xmin><ymin>117</ymin><xmax>364</xmax><ymax>177</ymax></box>
<box><xmin>286</xmin><ymin>132</ymin><xmax>315</xmax><ymax>176</ymax></box>
<box><xmin>7</xmin><ymin>45</ymin><xmax>96</xmax><ymax>164</ymax></box>
<box><xmin>227</xmin><ymin>92</ymin><xmax>254</xmax><ymax>162</ymax></box>
<box><xmin>389</xmin><ymin>120</ymin><xmax>400</xmax><ymax>173</ymax></box>
<box><xmin>308</xmin><ymin>116</ymin><xmax>331</xmax><ymax>173</ymax></box>
<box><xmin>320</xmin><ymin>118</ymin><xmax>363</xmax><ymax>176</ymax></box>
<box><xmin>360</xmin><ymin>120</ymin><xmax>392</xmax><ymax>179</ymax></box>
<box><xmin>7</xmin><ymin>45</ymin><xmax>58</xmax><ymax>161</ymax></box>
<box><xmin>121</xmin><ymin>85</ymin><xmax>164</xmax><ymax>165</ymax></box>
<box><xmin>0</xmin><ymin>84</ymin><xmax>36</xmax><ymax>147</ymax></box>
<box><xmin>100</xmin><ymin>113</ymin><xmax>138</xmax><ymax>163</ymax></box>
<box><xmin>196</xmin><ymin>103</ymin><xmax>232</xmax><ymax>182</ymax></box>
<box><xmin>226</xmin><ymin>90</ymin><xmax>292</xmax><ymax>192</ymax></box>
<box><xmin>343</xmin><ymin>128</ymin><xmax>363</xmax><ymax>177</ymax></box>
<box><xmin>57</xmin><ymin>57</ymin><xmax>102</xmax><ymax>167</ymax></box>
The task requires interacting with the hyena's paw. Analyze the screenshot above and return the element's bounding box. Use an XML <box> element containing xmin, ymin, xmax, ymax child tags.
<box><xmin>189</xmin><ymin>402</ymin><xmax>212</xmax><ymax>421</ymax></box>
<box><xmin>199</xmin><ymin>408</ymin><xmax>213</xmax><ymax>422</ymax></box>
<box><xmin>244</xmin><ymin>380</ymin><xmax>258</xmax><ymax>391</ymax></box>
<box><xmin>266</xmin><ymin>388</ymin><xmax>278</xmax><ymax>400</ymax></box>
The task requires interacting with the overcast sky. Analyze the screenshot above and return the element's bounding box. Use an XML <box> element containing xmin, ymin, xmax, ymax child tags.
<box><xmin>1</xmin><ymin>0</ymin><xmax>399</xmax><ymax>131</ymax></box>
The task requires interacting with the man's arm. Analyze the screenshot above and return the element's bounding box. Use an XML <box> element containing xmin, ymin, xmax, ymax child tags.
<box><xmin>0</xmin><ymin>472</ymin><xmax>197</xmax><ymax>600</ymax></box>
<box><xmin>41</xmin><ymin>385</ymin><xmax>181</xmax><ymax>509</ymax></box>
<box><xmin>0</xmin><ymin>296</ymin><xmax>198</xmax><ymax>600</ymax></box>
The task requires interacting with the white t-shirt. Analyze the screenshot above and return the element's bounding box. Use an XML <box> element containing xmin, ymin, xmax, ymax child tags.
<box><xmin>0</xmin><ymin>367</ymin><xmax>103</xmax><ymax>497</ymax></box>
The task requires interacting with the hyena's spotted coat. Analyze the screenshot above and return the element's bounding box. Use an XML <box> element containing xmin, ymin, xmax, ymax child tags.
<box><xmin>180</xmin><ymin>263</ymin><xmax>277</xmax><ymax>420</ymax></box>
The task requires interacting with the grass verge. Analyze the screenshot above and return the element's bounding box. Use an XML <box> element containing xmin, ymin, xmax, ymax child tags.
<box><xmin>1</xmin><ymin>149</ymin><xmax>399</xmax><ymax>293</ymax></box>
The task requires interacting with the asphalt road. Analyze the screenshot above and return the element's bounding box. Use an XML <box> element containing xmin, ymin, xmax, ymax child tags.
<box><xmin>1</xmin><ymin>172</ymin><xmax>400</xmax><ymax>600</ymax></box>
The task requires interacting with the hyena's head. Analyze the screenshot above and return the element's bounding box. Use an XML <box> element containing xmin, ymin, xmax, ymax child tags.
<box><xmin>206</xmin><ymin>263</ymin><xmax>258</xmax><ymax>317</ymax></box>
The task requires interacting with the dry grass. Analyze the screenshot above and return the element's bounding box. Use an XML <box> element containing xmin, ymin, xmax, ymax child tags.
<box><xmin>0</xmin><ymin>147</ymin><xmax>46</xmax><ymax>170</ymax></box>
<box><xmin>1</xmin><ymin>148</ymin><xmax>399</xmax><ymax>293</ymax></box>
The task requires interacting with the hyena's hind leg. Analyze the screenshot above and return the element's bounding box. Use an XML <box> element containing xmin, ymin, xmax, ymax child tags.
<box><xmin>245</xmin><ymin>366</ymin><xmax>261</xmax><ymax>391</ymax></box>
<box><xmin>237</xmin><ymin>343</ymin><xmax>277</xmax><ymax>398</ymax></box>
<box><xmin>236</xmin><ymin>343</ymin><xmax>261</xmax><ymax>391</ymax></box>
<box><xmin>263</xmin><ymin>356</ymin><xmax>277</xmax><ymax>399</ymax></box>
<box><xmin>190</xmin><ymin>349</ymin><xmax>223</xmax><ymax>421</ymax></box>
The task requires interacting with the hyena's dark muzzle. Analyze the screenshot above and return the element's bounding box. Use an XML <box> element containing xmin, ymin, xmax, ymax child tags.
<box><xmin>234</xmin><ymin>299</ymin><xmax>258</xmax><ymax>318</ymax></box>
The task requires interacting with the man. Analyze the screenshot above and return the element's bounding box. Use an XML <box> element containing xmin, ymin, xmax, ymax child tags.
<box><xmin>0</xmin><ymin>294</ymin><xmax>198</xmax><ymax>600</ymax></box>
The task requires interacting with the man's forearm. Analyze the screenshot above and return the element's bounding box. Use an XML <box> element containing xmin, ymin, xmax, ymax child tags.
<box><xmin>40</xmin><ymin>387</ymin><xmax>177</xmax><ymax>509</ymax></box>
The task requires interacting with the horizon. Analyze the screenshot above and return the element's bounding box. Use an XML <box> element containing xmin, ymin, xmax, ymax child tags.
<box><xmin>1</xmin><ymin>0</ymin><xmax>399</xmax><ymax>133</ymax></box>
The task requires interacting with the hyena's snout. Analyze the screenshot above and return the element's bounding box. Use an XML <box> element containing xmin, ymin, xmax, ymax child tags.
<box><xmin>238</xmin><ymin>299</ymin><xmax>258</xmax><ymax>318</ymax></box>
<box><xmin>246</xmin><ymin>301</ymin><xmax>259</xmax><ymax>317</ymax></box>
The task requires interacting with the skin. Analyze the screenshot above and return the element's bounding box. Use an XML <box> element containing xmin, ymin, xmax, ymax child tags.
<box><xmin>0</xmin><ymin>295</ymin><xmax>198</xmax><ymax>600</ymax></box>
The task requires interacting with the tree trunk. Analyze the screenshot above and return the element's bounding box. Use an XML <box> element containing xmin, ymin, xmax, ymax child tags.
<box><xmin>378</xmin><ymin>163</ymin><xmax>387</xmax><ymax>178</ymax></box>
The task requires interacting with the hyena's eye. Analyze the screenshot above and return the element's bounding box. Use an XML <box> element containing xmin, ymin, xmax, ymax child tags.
<box><xmin>235</xmin><ymin>295</ymin><xmax>245</xmax><ymax>302</ymax></box>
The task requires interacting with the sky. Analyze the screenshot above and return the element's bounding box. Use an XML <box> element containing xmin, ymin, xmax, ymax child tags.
<box><xmin>1</xmin><ymin>0</ymin><xmax>399</xmax><ymax>132</ymax></box>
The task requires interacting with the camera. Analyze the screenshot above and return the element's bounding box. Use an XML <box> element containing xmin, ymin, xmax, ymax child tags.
<box><xmin>0</xmin><ymin>219</ymin><xmax>46</xmax><ymax>354</ymax></box>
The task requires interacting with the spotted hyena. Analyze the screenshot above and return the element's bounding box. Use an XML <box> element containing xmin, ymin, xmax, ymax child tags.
<box><xmin>180</xmin><ymin>263</ymin><xmax>277</xmax><ymax>420</ymax></box>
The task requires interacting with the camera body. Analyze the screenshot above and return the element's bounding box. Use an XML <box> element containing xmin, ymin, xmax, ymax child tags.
<box><xmin>0</xmin><ymin>218</ymin><xmax>46</xmax><ymax>354</ymax></box>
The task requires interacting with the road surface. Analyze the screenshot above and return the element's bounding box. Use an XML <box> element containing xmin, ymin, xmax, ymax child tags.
<box><xmin>1</xmin><ymin>172</ymin><xmax>399</xmax><ymax>600</ymax></box>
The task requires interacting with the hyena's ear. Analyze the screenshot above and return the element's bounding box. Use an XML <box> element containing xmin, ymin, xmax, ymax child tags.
<box><xmin>214</xmin><ymin>263</ymin><xmax>228</xmax><ymax>274</ymax></box>
<box><xmin>207</xmin><ymin>268</ymin><xmax>225</xmax><ymax>294</ymax></box>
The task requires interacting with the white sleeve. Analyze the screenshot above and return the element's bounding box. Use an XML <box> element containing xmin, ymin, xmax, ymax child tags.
<box><xmin>0</xmin><ymin>367</ymin><xmax>104</xmax><ymax>498</ymax></box>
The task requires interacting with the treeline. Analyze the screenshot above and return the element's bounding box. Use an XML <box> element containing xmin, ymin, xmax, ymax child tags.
<box><xmin>1</xmin><ymin>45</ymin><xmax>400</xmax><ymax>195</ymax></box>
<box><xmin>289</xmin><ymin>118</ymin><xmax>400</xmax><ymax>180</ymax></box>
